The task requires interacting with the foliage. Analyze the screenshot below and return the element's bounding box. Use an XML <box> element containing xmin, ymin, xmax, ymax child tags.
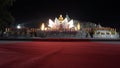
<box><xmin>0</xmin><ymin>0</ymin><xmax>15</xmax><ymax>30</ymax></box>
<box><xmin>0</xmin><ymin>0</ymin><xmax>15</xmax><ymax>8</ymax></box>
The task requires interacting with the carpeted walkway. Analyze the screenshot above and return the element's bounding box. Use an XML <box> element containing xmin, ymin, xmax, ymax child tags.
<box><xmin>0</xmin><ymin>42</ymin><xmax>120</xmax><ymax>68</ymax></box>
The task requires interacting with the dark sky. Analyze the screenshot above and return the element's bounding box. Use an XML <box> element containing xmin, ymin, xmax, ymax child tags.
<box><xmin>10</xmin><ymin>0</ymin><xmax>120</xmax><ymax>28</ymax></box>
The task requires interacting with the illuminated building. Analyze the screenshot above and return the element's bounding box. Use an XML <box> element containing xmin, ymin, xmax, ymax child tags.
<box><xmin>7</xmin><ymin>14</ymin><xmax>119</xmax><ymax>39</ymax></box>
<box><xmin>93</xmin><ymin>27</ymin><xmax>119</xmax><ymax>39</ymax></box>
<box><xmin>41</xmin><ymin>15</ymin><xmax>80</xmax><ymax>31</ymax></box>
<box><xmin>38</xmin><ymin>14</ymin><xmax>119</xmax><ymax>39</ymax></box>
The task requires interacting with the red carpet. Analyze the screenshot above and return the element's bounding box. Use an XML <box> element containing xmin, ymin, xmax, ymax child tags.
<box><xmin>0</xmin><ymin>42</ymin><xmax>120</xmax><ymax>68</ymax></box>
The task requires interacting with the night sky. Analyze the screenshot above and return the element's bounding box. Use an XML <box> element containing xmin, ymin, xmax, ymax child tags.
<box><xmin>10</xmin><ymin>0</ymin><xmax>120</xmax><ymax>29</ymax></box>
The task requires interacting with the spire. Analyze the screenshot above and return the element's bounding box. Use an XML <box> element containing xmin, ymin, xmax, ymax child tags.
<box><xmin>66</xmin><ymin>14</ymin><xmax>70</xmax><ymax>21</ymax></box>
<box><xmin>97</xmin><ymin>23</ymin><xmax>102</xmax><ymax>28</ymax></box>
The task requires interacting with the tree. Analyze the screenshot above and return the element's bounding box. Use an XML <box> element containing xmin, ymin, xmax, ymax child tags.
<box><xmin>0</xmin><ymin>0</ymin><xmax>15</xmax><ymax>36</ymax></box>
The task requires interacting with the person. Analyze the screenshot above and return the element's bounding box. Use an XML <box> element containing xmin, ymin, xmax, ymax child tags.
<box><xmin>89</xmin><ymin>29</ymin><xmax>94</xmax><ymax>38</ymax></box>
<box><xmin>86</xmin><ymin>32</ymin><xmax>89</xmax><ymax>38</ymax></box>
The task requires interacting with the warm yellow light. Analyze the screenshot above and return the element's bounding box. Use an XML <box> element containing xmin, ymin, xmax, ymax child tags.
<box><xmin>59</xmin><ymin>14</ymin><xmax>64</xmax><ymax>22</ymax></box>
<box><xmin>44</xmin><ymin>27</ymin><xmax>47</xmax><ymax>31</ymax></box>
<box><xmin>77</xmin><ymin>23</ymin><xmax>80</xmax><ymax>30</ymax></box>
<box><xmin>75</xmin><ymin>27</ymin><xmax>77</xmax><ymax>31</ymax></box>
<box><xmin>41</xmin><ymin>23</ymin><xmax>45</xmax><ymax>31</ymax></box>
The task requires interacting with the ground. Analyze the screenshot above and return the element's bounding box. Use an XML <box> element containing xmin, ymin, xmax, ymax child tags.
<box><xmin>0</xmin><ymin>41</ymin><xmax>120</xmax><ymax>68</ymax></box>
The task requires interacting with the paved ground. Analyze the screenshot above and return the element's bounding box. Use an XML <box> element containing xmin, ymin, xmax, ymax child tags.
<box><xmin>0</xmin><ymin>41</ymin><xmax>120</xmax><ymax>68</ymax></box>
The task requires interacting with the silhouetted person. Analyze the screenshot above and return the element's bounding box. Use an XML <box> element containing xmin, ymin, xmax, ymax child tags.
<box><xmin>90</xmin><ymin>29</ymin><xmax>94</xmax><ymax>38</ymax></box>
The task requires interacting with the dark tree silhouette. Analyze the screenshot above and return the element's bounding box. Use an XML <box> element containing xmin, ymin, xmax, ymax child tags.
<box><xmin>0</xmin><ymin>0</ymin><xmax>15</xmax><ymax>36</ymax></box>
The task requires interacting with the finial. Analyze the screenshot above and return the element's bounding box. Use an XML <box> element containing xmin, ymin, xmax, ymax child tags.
<box><xmin>59</xmin><ymin>14</ymin><xmax>64</xmax><ymax>21</ymax></box>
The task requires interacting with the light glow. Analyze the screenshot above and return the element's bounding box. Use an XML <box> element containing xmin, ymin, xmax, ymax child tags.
<box><xmin>48</xmin><ymin>19</ymin><xmax>55</xmax><ymax>28</ymax></box>
<box><xmin>41</xmin><ymin>15</ymin><xmax>80</xmax><ymax>32</ymax></box>
<box><xmin>17</xmin><ymin>25</ymin><xmax>21</xmax><ymax>29</ymax></box>
<box><xmin>77</xmin><ymin>23</ymin><xmax>80</xmax><ymax>30</ymax></box>
<box><xmin>41</xmin><ymin>23</ymin><xmax>45</xmax><ymax>31</ymax></box>
<box><xmin>48</xmin><ymin>16</ymin><xmax>74</xmax><ymax>30</ymax></box>
<box><xmin>68</xmin><ymin>20</ymin><xmax>74</xmax><ymax>28</ymax></box>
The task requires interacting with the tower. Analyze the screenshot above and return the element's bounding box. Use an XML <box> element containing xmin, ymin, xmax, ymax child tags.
<box><xmin>66</xmin><ymin>14</ymin><xmax>70</xmax><ymax>21</ymax></box>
